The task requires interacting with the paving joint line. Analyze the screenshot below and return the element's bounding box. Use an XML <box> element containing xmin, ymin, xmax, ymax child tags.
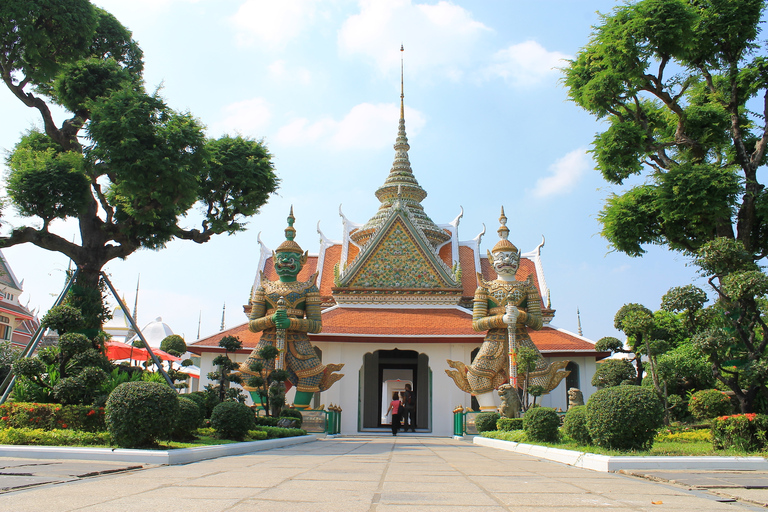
<box><xmin>368</xmin><ymin>437</ymin><xmax>396</xmax><ymax>512</ymax></box>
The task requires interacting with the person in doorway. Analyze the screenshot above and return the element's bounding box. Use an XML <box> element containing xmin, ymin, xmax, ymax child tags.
<box><xmin>386</xmin><ymin>392</ymin><xmax>402</xmax><ymax>436</ymax></box>
<box><xmin>402</xmin><ymin>383</ymin><xmax>416</xmax><ymax>432</ymax></box>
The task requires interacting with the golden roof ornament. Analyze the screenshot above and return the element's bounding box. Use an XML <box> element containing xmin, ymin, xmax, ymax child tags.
<box><xmin>276</xmin><ymin>206</ymin><xmax>304</xmax><ymax>255</ymax></box>
<box><xmin>491</xmin><ymin>206</ymin><xmax>519</xmax><ymax>254</ymax></box>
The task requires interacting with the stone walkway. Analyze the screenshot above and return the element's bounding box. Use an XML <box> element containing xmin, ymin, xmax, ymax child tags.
<box><xmin>0</xmin><ymin>437</ymin><xmax>766</xmax><ymax>511</ymax></box>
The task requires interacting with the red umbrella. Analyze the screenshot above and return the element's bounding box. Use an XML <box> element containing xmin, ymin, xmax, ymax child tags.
<box><xmin>153</xmin><ymin>348</ymin><xmax>182</xmax><ymax>362</ymax></box>
<box><xmin>105</xmin><ymin>341</ymin><xmax>149</xmax><ymax>361</ymax></box>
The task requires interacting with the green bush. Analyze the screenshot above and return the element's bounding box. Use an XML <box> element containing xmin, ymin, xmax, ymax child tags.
<box><xmin>0</xmin><ymin>402</ymin><xmax>106</xmax><ymax>432</ymax></box>
<box><xmin>105</xmin><ymin>382</ymin><xmax>180</xmax><ymax>448</ymax></box>
<box><xmin>254</xmin><ymin>415</ymin><xmax>279</xmax><ymax>426</ymax></box>
<box><xmin>279</xmin><ymin>408</ymin><xmax>303</xmax><ymax>428</ymax></box>
<box><xmin>688</xmin><ymin>389</ymin><xmax>733</xmax><ymax>421</ymax></box>
<box><xmin>562</xmin><ymin>405</ymin><xmax>591</xmax><ymax>445</ymax></box>
<box><xmin>497</xmin><ymin>417</ymin><xmax>524</xmax><ymax>431</ymax></box>
<box><xmin>523</xmin><ymin>407</ymin><xmax>560</xmax><ymax>443</ymax></box>
<box><xmin>172</xmin><ymin>397</ymin><xmax>204</xmax><ymax>441</ymax></box>
<box><xmin>711</xmin><ymin>414</ymin><xmax>768</xmax><ymax>451</ymax></box>
<box><xmin>475</xmin><ymin>412</ymin><xmax>501</xmax><ymax>432</ymax></box>
<box><xmin>586</xmin><ymin>386</ymin><xmax>663</xmax><ymax>451</ymax></box>
<box><xmin>250</xmin><ymin>425</ymin><xmax>307</xmax><ymax>439</ymax></box>
<box><xmin>210</xmin><ymin>401</ymin><xmax>255</xmax><ymax>441</ymax></box>
<box><xmin>0</xmin><ymin>427</ymin><xmax>110</xmax><ymax>446</ymax></box>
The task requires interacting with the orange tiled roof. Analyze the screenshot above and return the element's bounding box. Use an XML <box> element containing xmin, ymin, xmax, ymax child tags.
<box><xmin>188</xmin><ymin>323</ymin><xmax>260</xmax><ymax>353</ymax></box>
<box><xmin>438</xmin><ymin>243</ymin><xmax>452</xmax><ymax>268</ymax></box>
<box><xmin>458</xmin><ymin>245</ymin><xmax>478</xmax><ymax>296</ymax></box>
<box><xmin>530</xmin><ymin>326</ymin><xmax>602</xmax><ymax>354</ymax></box>
<box><xmin>319</xmin><ymin>244</ymin><xmax>342</xmax><ymax>297</ymax></box>
<box><xmin>314</xmin><ymin>307</ymin><xmax>477</xmax><ymax>337</ymax></box>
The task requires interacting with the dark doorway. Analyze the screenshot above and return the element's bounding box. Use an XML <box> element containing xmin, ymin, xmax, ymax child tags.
<box><xmin>360</xmin><ymin>349</ymin><xmax>430</xmax><ymax>431</ymax></box>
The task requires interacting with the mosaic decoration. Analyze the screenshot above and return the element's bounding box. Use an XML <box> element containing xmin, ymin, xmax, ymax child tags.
<box><xmin>446</xmin><ymin>208</ymin><xmax>569</xmax><ymax>398</ymax></box>
<box><xmin>239</xmin><ymin>209</ymin><xmax>344</xmax><ymax>409</ymax></box>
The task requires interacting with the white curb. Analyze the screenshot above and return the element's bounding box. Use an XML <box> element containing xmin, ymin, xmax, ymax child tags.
<box><xmin>0</xmin><ymin>435</ymin><xmax>317</xmax><ymax>465</ymax></box>
<box><xmin>473</xmin><ymin>436</ymin><xmax>768</xmax><ymax>472</ymax></box>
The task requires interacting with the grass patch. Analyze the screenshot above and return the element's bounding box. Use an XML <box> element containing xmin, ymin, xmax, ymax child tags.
<box><xmin>480</xmin><ymin>428</ymin><xmax>768</xmax><ymax>457</ymax></box>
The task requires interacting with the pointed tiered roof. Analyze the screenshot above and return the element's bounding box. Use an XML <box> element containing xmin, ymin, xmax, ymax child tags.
<box><xmin>350</xmin><ymin>48</ymin><xmax>450</xmax><ymax>250</ymax></box>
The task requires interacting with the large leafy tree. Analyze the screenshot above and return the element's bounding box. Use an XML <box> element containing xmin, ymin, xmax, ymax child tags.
<box><xmin>564</xmin><ymin>0</ymin><xmax>768</xmax><ymax>412</ymax></box>
<box><xmin>0</xmin><ymin>1</ymin><xmax>278</xmax><ymax>328</ymax></box>
<box><xmin>564</xmin><ymin>0</ymin><xmax>765</xmax><ymax>255</ymax></box>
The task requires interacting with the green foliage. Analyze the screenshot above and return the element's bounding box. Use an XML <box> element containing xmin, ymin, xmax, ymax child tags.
<box><xmin>586</xmin><ymin>385</ymin><xmax>664</xmax><ymax>451</ymax></box>
<box><xmin>254</xmin><ymin>415</ymin><xmax>280</xmax><ymax>426</ymax></box>
<box><xmin>279</xmin><ymin>408</ymin><xmax>303</xmax><ymax>428</ymax></box>
<box><xmin>0</xmin><ymin>427</ymin><xmax>110</xmax><ymax>447</ymax></box>
<box><xmin>105</xmin><ymin>381</ymin><xmax>179</xmax><ymax>448</ymax></box>
<box><xmin>562</xmin><ymin>405</ymin><xmax>591</xmax><ymax>445</ymax></box>
<box><xmin>0</xmin><ymin>402</ymin><xmax>106</xmax><ymax>432</ymax></box>
<box><xmin>594</xmin><ymin>337</ymin><xmax>622</xmax><ymax>353</ymax></box>
<box><xmin>207</xmin><ymin>335</ymin><xmax>245</xmax><ymax>404</ymax></box>
<box><xmin>0</xmin><ymin>341</ymin><xmax>20</xmax><ymax>383</ymax></box>
<box><xmin>160</xmin><ymin>335</ymin><xmax>186</xmax><ymax>356</ymax></box>
<box><xmin>0</xmin><ymin>1</ymin><xmax>278</xmax><ymax>345</ymax></box>
<box><xmin>591</xmin><ymin>359</ymin><xmax>637</xmax><ymax>389</ymax></box>
<box><xmin>475</xmin><ymin>412</ymin><xmax>501</xmax><ymax>433</ymax></box>
<box><xmin>189</xmin><ymin>391</ymin><xmax>218</xmax><ymax>419</ymax></box>
<box><xmin>40</xmin><ymin>305</ymin><xmax>84</xmax><ymax>335</ymax></box>
<box><xmin>655</xmin><ymin>344</ymin><xmax>715</xmax><ymax>395</ymax></box>
<box><xmin>496</xmin><ymin>417</ymin><xmax>524</xmax><ymax>431</ymax></box>
<box><xmin>210</xmin><ymin>401</ymin><xmax>254</xmax><ymax>441</ymax></box>
<box><xmin>172</xmin><ymin>396</ymin><xmax>204</xmax><ymax>441</ymax></box>
<box><xmin>249</xmin><ymin>425</ymin><xmax>307</xmax><ymax>439</ymax></box>
<box><xmin>688</xmin><ymin>389</ymin><xmax>733</xmax><ymax>421</ymax></box>
<box><xmin>711</xmin><ymin>414</ymin><xmax>768</xmax><ymax>451</ymax></box>
<box><xmin>523</xmin><ymin>407</ymin><xmax>560</xmax><ymax>443</ymax></box>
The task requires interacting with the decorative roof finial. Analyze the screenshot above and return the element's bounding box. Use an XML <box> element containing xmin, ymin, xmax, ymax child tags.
<box><xmin>577</xmin><ymin>307</ymin><xmax>583</xmax><ymax>336</ymax></box>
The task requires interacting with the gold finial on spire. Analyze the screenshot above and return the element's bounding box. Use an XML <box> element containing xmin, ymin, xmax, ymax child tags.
<box><xmin>400</xmin><ymin>44</ymin><xmax>405</xmax><ymax>120</ymax></box>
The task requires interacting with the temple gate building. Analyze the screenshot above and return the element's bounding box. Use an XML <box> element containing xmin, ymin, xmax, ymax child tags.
<box><xmin>190</xmin><ymin>85</ymin><xmax>608</xmax><ymax>436</ymax></box>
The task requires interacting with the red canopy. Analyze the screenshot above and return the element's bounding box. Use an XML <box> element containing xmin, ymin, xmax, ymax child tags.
<box><xmin>105</xmin><ymin>341</ymin><xmax>148</xmax><ymax>361</ymax></box>
<box><xmin>105</xmin><ymin>341</ymin><xmax>181</xmax><ymax>362</ymax></box>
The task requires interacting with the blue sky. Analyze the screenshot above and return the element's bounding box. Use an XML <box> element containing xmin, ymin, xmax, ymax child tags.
<box><xmin>0</xmin><ymin>0</ymin><xmax>707</xmax><ymax>343</ymax></box>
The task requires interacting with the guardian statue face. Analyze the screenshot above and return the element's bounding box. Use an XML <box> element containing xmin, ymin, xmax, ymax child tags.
<box><xmin>492</xmin><ymin>250</ymin><xmax>519</xmax><ymax>277</ymax></box>
<box><xmin>274</xmin><ymin>251</ymin><xmax>302</xmax><ymax>280</ymax></box>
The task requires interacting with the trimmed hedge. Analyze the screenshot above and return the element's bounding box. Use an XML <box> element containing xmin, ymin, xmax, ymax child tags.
<box><xmin>0</xmin><ymin>402</ymin><xmax>106</xmax><ymax>432</ymax></box>
<box><xmin>475</xmin><ymin>412</ymin><xmax>500</xmax><ymax>433</ymax></box>
<box><xmin>586</xmin><ymin>386</ymin><xmax>663</xmax><ymax>451</ymax></box>
<box><xmin>523</xmin><ymin>407</ymin><xmax>559</xmax><ymax>443</ymax></box>
<box><xmin>172</xmin><ymin>397</ymin><xmax>204</xmax><ymax>441</ymax></box>
<box><xmin>251</xmin><ymin>425</ymin><xmax>307</xmax><ymax>439</ymax></box>
<box><xmin>0</xmin><ymin>427</ymin><xmax>110</xmax><ymax>446</ymax></box>
<box><xmin>497</xmin><ymin>417</ymin><xmax>524</xmax><ymax>431</ymax></box>
<box><xmin>105</xmin><ymin>382</ymin><xmax>179</xmax><ymax>448</ymax></box>
<box><xmin>254</xmin><ymin>415</ymin><xmax>280</xmax><ymax>426</ymax></box>
<box><xmin>562</xmin><ymin>405</ymin><xmax>591</xmax><ymax>445</ymax></box>
<box><xmin>279</xmin><ymin>408</ymin><xmax>303</xmax><ymax>428</ymax></box>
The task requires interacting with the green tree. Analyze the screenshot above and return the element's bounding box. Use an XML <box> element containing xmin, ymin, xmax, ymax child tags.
<box><xmin>160</xmin><ymin>335</ymin><xmax>186</xmax><ymax>357</ymax></box>
<box><xmin>517</xmin><ymin>346</ymin><xmax>540</xmax><ymax>411</ymax></box>
<box><xmin>0</xmin><ymin>1</ymin><xmax>279</xmax><ymax>330</ymax></box>
<box><xmin>206</xmin><ymin>335</ymin><xmax>245</xmax><ymax>404</ymax></box>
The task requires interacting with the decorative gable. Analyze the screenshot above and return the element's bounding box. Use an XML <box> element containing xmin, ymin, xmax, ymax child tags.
<box><xmin>333</xmin><ymin>205</ymin><xmax>463</xmax><ymax>305</ymax></box>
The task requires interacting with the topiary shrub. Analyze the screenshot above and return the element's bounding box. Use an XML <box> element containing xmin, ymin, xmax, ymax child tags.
<box><xmin>688</xmin><ymin>389</ymin><xmax>733</xmax><ymax>421</ymax></box>
<box><xmin>562</xmin><ymin>405</ymin><xmax>591</xmax><ymax>445</ymax></box>
<box><xmin>210</xmin><ymin>401</ymin><xmax>255</xmax><ymax>441</ymax></box>
<box><xmin>586</xmin><ymin>386</ymin><xmax>663</xmax><ymax>451</ymax></box>
<box><xmin>254</xmin><ymin>415</ymin><xmax>279</xmax><ymax>426</ymax></box>
<box><xmin>105</xmin><ymin>381</ymin><xmax>179</xmax><ymax>448</ymax></box>
<box><xmin>475</xmin><ymin>412</ymin><xmax>500</xmax><ymax>433</ymax></box>
<box><xmin>523</xmin><ymin>407</ymin><xmax>560</xmax><ymax>443</ymax></box>
<box><xmin>279</xmin><ymin>408</ymin><xmax>303</xmax><ymax>428</ymax></box>
<box><xmin>497</xmin><ymin>417</ymin><xmax>524</xmax><ymax>431</ymax></box>
<box><xmin>172</xmin><ymin>396</ymin><xmax>204</xmax><ymax>441</ymax></box>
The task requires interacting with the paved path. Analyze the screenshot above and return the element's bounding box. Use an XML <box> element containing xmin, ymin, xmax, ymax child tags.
<box><xmin>0</xmin><ymin>437</ymin><xmax>765</xmax><ymax>511</ymax></box>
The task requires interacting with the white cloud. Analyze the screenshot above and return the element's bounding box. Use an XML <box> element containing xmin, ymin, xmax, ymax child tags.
<box><xmin>209</xmin><ymin>98</ymin><xmax>272</xmax><ymax>138</ymax></box>
<box><xmin>268</xmin><ymin>60</ymin><xmax>313</xmax><ymax>86</ymax></box>
<box><xmin>486</xmin><ymin>40</ymin><xmax>571</xmax><ymax>87</ymax></box>
<box><xmin>531</xmin><ymin>149</ymin><xmax>590</xmax><ymax>198</ymax></box>
<box><xmin>338</xmin><ymin>0</ymin><xmax>491</xmax><ymax>80</ymax></box>
<box><xmin>275</xmin><ymin>102</ymin><xmax>426</xmax><ymax>150</ymax></box>
<box><xmin>230</xmin><ymin>0</ymin><xmax>320</xmax><ymax>48</ymax></box>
